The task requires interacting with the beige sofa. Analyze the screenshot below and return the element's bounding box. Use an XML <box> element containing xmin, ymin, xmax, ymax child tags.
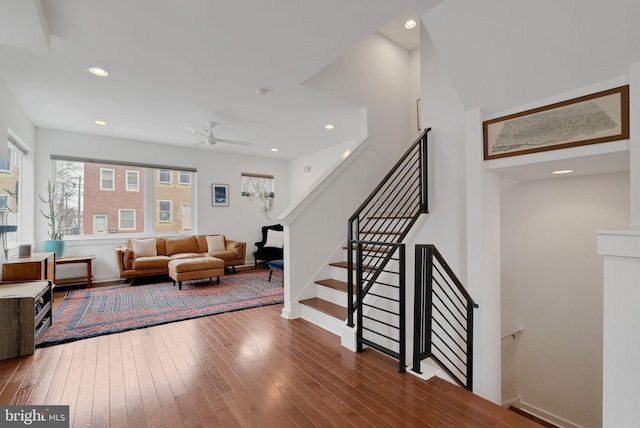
<box><xmin>115</xmin><ymin>234</ymin><xmax>246</xmax><ymax>282</ymax></box>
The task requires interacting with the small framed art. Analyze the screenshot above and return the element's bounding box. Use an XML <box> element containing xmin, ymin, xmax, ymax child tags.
<box><xmin>211</xmin><ymin>184</ymin><xmax>229</xmax><ymax>207</ymax></box>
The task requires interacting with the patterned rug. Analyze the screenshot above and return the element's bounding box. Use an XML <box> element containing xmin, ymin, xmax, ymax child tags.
<box><xmin>38</xmin><ymin>270</ymin><xmax>283</xmax><ymax>347</ymax></box>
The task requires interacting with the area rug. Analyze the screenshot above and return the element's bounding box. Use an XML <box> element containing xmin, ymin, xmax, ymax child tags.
<box><xmin>38</xmin><ymin>270</ymin><xmax>283</xmax><ymax>347</ymax></box>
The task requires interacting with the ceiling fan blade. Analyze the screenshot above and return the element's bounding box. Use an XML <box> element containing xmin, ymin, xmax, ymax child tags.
<box><xmin>217</xmin><ymin>138</ymin><xmax>252</xmax><ymax>146</ymax></box>
<box><xmin>185</xmin><ymin>127</ymin><xmax>206</xmax><ymax>137</ymax></box>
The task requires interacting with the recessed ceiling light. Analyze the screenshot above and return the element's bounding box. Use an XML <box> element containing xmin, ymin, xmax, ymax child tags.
<box><xmin>88</xmin><ymin>67</ymin><xmax>109</xmax><ymax>77</ymax></box>
<box><xmin>404</xmin><ymin>19</ymin><xmax>417</xmax><ymax>29</ymax></box>
<box><xmin>94</xmin><ymin>120</ymin><xmax>108</xmax><ymax>126</ymax></box>
<box><xmin>270</xmin><ymin>148</ymin><xmax>278</xmax><ymax>152</ymax></box>
<box><xmin>552</xmin><ymin>169</ymin><xmax>574</xmax><ymax>175</ymax></box>
<box><xmin>324</xmin><ymin>124</ymin><xmax>335</xmax><ymax>130</ymax></box>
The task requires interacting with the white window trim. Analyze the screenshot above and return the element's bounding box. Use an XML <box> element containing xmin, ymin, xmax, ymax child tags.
<box><xmin>118</xmin><ymin>209</ymin><xmax>136</xmax><ymax>230</ymax></box>
<box><xmin>179</xmin><ymin>171</ymin><xmax>191</xmax><ymax>186</ymax></box>
<box><xmin>100</xmin><ymin>168</ymin><xmax>115</xmax><ymax>191</ymax></box>
<box><xmin>126</xmin><ymin>170</ymin><xmax>140</xmax><ymax>192</ymax></box>
<box><xmin>158</xmin><ymin>200</ymin><xmax>171</xmax><ymax>223</ymax></box>
<box><xmin>158</xmin><ymin>169</ymin><xmax>171</xmax><ymax>184</ymax></box>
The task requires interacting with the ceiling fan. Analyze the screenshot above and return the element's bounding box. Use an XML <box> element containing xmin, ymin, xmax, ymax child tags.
<box><xmin>185</xmin><ymin>122</ymin><xmax>252</xmax><ymax>146</ymax></box>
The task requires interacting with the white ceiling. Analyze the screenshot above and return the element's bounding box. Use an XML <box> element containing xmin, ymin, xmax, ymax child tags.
<box><xmin>0</xmin><ymin>0</ymin><xmax>436</xmax><ymax>159</ymax></box>
<box><xmin>423</xmin><ymin>0</ymin><xmax>640</xmax><ymax>116</ymax></box>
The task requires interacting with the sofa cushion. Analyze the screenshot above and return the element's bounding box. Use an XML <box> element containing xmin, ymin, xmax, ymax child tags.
<box><xmin>207</xmin><ymin>250</ymin><xmax>239</xmax><ymax>262</ymax></box>
<box><xmin>165</xmin><ymin>236</ymin><xmax>199</xmax><ymax>256</ymax></box>
<box><xmin>206</xmin><ymin>235</ymin><xmax>226</xmax><ymax>252</ymax></box>
<box><xmin>132</xmin><ymin>238</ymin><xmax>158</xmax><ymax>257</ymax></box>
<box><xmin>169</xmin><ymin>257</ymin><xmax>224</xmax><ymax>273</ymax></box>
<box><xmin>131</xmin><ymin>255</ymin><xmax>171</xmax><ymax>270</ymax></box>
<box><xmin>169</xmin><ymin>253</ymin><xmax>204</xmax><ymax>260</ymax></box>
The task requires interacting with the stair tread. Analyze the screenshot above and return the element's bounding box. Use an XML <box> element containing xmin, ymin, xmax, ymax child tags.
<box><xmin>367</xmin><ymin>215</ymin><xmax>413</xmax><ymax>219</ymax></box>
<box><xmin>315</xmin><ymin>278</ymin><xmax>354</xmax><ymax>294</ymax></box>
<box><xmin>343</xmin><ymin>245</ymin><xmax>392</xmax><ymax>253</ymax></box>
<box><xmin>300</xmin><ymin>297</ymin><xmax>347</xmax><ymax>320</ymax></box>
<box><xmin>329</xmin><ymin>261</ymin><xmax>376</xmax><ymax>271</ymax></box>
<box><xmin>360</xmin><ymin>230</ymin><xmax>403</xmax><ymax>235</ymax></box>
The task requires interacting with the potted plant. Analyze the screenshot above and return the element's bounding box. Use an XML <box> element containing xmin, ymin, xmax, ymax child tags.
<box><xmin>39</xmin><ymin>181</ymin><xmax>72</xmax><ymax>257</ymax></box>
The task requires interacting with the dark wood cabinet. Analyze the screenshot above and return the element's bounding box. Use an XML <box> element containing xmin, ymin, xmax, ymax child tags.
<box><xmin>2</xmin><ymin>252</ymin><xmax>55</xmax><ymax>287</ymax></box>
<box><xmin>0</xmin><ymin>280</ymin><xmax>52</xmax><ymax>360</ymax></box>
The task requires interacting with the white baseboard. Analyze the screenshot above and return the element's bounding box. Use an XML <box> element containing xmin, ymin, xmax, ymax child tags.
<box><xmin>514</xmin><ymin>400</ymin><xmax>584</xmax><ymax>428</ymax></box>
<box><xmin>501</xmin><ymin>395</ymin><xmax>521</xmax><ymax>408</ymax></box>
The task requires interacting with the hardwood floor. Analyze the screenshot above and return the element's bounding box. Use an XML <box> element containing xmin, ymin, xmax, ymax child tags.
<box><xmin>0</xmin><ymin>304</ymin><xmax>541</xmax><ymax>427</ymax></box>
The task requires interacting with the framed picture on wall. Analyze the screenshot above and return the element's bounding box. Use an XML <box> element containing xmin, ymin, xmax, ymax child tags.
<box><xmin>211</xmin><ymin>184</ymin><xmax>229</xmax><ymax>207</ymax></box>
<box><xmin>483</xmin><ymin>85</ymin><xmax>629</xmax><ymax>160</ymax></box>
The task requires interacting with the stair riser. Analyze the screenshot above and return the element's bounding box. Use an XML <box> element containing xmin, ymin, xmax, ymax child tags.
<box><xmin>316</xmin><ymin>284</ymin><xmax>349</xmax><ymax>307</ymax></box>
<box><xmin>300</xmin><ymin>305</ymin><xmax>344</xmax><ymax>336</ymax></box>
<box><xmin>330</xmin><ymin>265</ymin><xmax>348</xmax><ymax>282</ymax></box>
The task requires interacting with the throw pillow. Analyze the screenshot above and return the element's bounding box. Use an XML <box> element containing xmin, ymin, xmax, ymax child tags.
<box><xmin>264</xmin><ymin>229</ymin><xmax>284</xmax><ymax>248</ymax></box>
<box><xmin>206</xmin><ymin>235</ymin><xmax>226</xmax><ymax>252</ymax></box>
<box><xmin>131</xmin><ymin>238</ymin><xmax>157</xmax><ymax>257</ymax></box>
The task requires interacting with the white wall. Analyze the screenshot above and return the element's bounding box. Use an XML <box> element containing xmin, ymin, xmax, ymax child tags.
<box><xmin>34</xmin><ymin>128</ymin><xmax>289</xmax><ymax>282</ymax></box>
<box><xmin>501</xmin><ymin>172</ymin><xmax>629</xmax><ymax>427</ymax></box>
<box><xmin>288</xmin><ymin>139</ymin><xmax>355</xmax><ymax>201</ymax></box>
<box><xmin>281</xmin><ymin>32</ymin><xmax>415</xmax><ymax>318</ymax></box>
<box><xmin>410</xmin><ymin>25</ymin><xmax>467</xmax><ymax>277</ymax></box>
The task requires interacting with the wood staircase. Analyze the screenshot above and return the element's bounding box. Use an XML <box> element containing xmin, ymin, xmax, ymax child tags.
<box><xmin>298</xmin><ymin>226</ymin><xmax>403</xmax><ymax>336</ymax></box>
<box><xmin>299</xmin><ymin>257</ymin><xmax>352</xmax><ymax>334</ymax></box>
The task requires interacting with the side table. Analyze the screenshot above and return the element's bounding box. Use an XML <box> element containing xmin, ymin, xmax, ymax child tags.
<box><xmin>55</xmin><ymin>255</ymin><xmax>96</xmax><ymax>288</ymax></box>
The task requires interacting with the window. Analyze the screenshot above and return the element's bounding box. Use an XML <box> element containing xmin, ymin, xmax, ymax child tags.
<box><xmin>179</xmin><ymin>171</ymin><xmax>191</xmax><ymax>186</ymax></box>
<box><xmin>158</xmin><ymin>169</ymin><xmax>171</xmax><ymax>184</ymax></box>
<box><xmin>51</xmin><ymin>158</ymin><xmax>196</xmax><ymax>236</ymax></box>
<box><xmin>158</xmin><ymin>200</ymin><xmax>171</xmax><ymax>223</ymax></box>
<box><xmin>118</xmin><ymin>209</ymin><xmax>136</xmax><ymax>230</ymax></box>
<box><xmin>1</xmin><ymin>138</ymin><xmax>24</xmax><ymax>243</ymax></box>
<box><xmin>100</xmin><ymin>168</ymin><xmax>115</xmax><ymax>190</ymax></box>
<box><xmin>126</xmin><ymin>170</ymin><xmax>139</xmax><ymax>191</ymax></box>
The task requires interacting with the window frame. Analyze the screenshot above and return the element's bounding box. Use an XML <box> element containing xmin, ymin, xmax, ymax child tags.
<box><xmin>126</xmin><ymin>170</ymin><xmax>140</xmax><ymax>192</ymax></box>
<box><xmin>50</xmin><ymin>156</ymin><xmax>197</xmax><ymax>237</ymax></box>
<box><xmin>157</xmin><ymin>200</ymin><xmax>172</xmax><ymax>223</ymax></box>
<box><xmin>100</xmin><ymin>168</ymin><xmax>115</xmax><ymax>191</ymax></box>
<box><xmin>118</xmin><ymin>208</ymin><xmax>136</xmax><ymax>230</ymax></box>
<box><xmin>179</xmin><ymin>171</ymin><xmax>191</xmax><ymax>186</ymax></box>
<box><xmin>158</xmin><ymin>169</ymin><xmax>171</xmax><ymax>184</ymax></box>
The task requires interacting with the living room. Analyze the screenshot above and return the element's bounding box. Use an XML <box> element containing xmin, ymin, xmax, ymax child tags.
<box><xmin>3</xmin><ymin>1</ymin><xmax>640</xmax><ymax>427</ymax></box>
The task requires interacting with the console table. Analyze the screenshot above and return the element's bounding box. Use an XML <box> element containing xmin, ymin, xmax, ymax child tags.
<box><xmin>2</xmin><ymin>252</ymin><xmax>56</xmax><ymax>287</ymax></box>
<box><xmin>0</xmin><ymin>280</ymin><xmax>52</xmax><ymax>360</ymax></box>
<box><xmin>55</xmin><ymin>255</ymin><xmax>96</xmax><ymax>288</ymax></box>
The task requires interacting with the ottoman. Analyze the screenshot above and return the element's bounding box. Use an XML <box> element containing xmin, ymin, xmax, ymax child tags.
<box><xmin>168</xmin><ymin>257</ymin><xmax>224</xmax><ymax>290</ymax></box>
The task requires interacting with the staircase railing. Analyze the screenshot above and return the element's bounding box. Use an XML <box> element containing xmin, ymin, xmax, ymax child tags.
<box><xmin>347</xmin><ymin>128</ymin><xmax>430</xmax><ymax>328</ymax></box>
<box><xmin>355</xmin><ymin>240</ymin><xmax>406</xmax><ymax>373</ymax></box>
<box><xmin>412</xmin><ymin>244</ymin><xmax>478</xmax><ymax>391</ymax></box>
